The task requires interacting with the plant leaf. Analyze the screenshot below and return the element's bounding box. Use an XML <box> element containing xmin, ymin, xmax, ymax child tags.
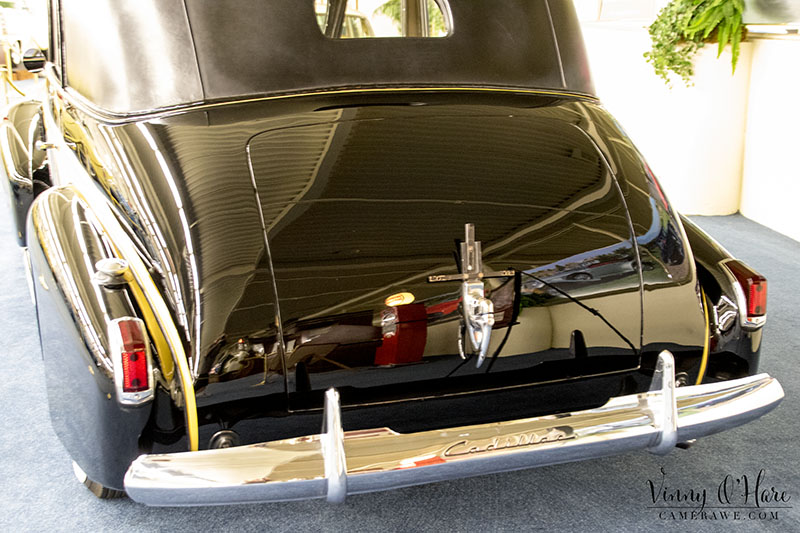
<box><xmin>718</xmin><ymin>20</ymin><xmax>730</xmax><ymax>57</ymax></box>
<box><xmin>731</xmin><ymin>23</ymin><xmax>743</xmax><ymax>72</ymax></box>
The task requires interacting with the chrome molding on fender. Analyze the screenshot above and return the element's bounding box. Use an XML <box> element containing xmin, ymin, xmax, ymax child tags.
<box><xmin>22</xmin><ymin>247</ymin><xmax>36</xmax><ymax>306</ymax></box>
<box><xmin>124</xmin><ymin>352</ymin><xmax>784</xmax><ymax>506</ymax></box>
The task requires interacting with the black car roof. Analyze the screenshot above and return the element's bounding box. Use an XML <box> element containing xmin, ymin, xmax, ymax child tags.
<box><xmin>60</xmin><ymin>0</ymin><xmax>595</xmax><ymax>114</ymax></box>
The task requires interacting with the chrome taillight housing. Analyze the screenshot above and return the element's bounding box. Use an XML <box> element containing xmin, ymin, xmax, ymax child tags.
<box><xmin>721</xmin><ymin>259</ymin><xmax>767</xmax><ymax>330</ymax></box>
<box><xmin>108</xmin><ymin>317</ymin><xmax>154</xmax><ymax>405</ymax></box>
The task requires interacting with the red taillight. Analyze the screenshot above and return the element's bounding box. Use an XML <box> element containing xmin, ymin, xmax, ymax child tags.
<box><xmin>110</xmin><ymin>318</ymin><xmax>153</xmax><ymax>404</ymax></box>
<box><xmin>725</xmin><ymin>260</ymin><xmax>767</xmax><ymax>318</ymax></box>
<box><xmin>117</xmin><ymin>320</ymin><xmax>149</xmax><ymax>392</ymax></box>
<box><xmin>121</xmin><ymin>351</ymin><xmax>149</xmax><ymax>392</ymax></box>
<box><xmin>747</xmin><ymin>280</ymin><xmax>767</xmax><ymax>317</ymax></box>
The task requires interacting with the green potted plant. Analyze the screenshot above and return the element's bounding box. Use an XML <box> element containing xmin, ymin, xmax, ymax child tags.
<box><xmin>644</xmin><ymin>0</ymin><xmax>747</xmax><ymax>85</ymax></box>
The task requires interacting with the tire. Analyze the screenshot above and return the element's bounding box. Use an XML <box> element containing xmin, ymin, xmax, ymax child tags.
<box><xmin>72</xmin><ymin>461</ymin><xmax>126</xmax><ymax>500</ymax></box>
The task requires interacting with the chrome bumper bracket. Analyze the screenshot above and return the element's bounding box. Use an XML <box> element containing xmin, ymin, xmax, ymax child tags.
<box><xmin>322</xmin><ymin>388</ymin><xmax>347</xmax><ymax>503</ymax></box>
<box><xmin>647</xmin><ymin>350</ymin><xmax>678</xmax><ymax>455</ymax></box>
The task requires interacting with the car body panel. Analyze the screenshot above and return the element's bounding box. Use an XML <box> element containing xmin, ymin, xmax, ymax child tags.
<box><xmin>1</xmin><ymin>100</ymin><xmax>47</xmax><ymax>245</ymax></box>
<box><xmin>27</xmin><ymin>185</ymin><xmax>152</xmax><ymax>489</ymax></box>
<box><xmin>1</xmin><ymin>0</ymin><xmax>778</xmax><ymax>499</ymax></box>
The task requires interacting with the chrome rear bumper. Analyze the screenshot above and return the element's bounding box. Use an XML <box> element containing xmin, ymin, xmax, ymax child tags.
<box><xmin>124</xmin><ymin>351</ymin><xmax>783</xmax><ymax>506</ymax></box>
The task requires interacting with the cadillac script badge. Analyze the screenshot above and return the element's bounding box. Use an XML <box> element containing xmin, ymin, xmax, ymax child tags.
<box><xmin>443</xmin><ymin>426</ymin><xmax>576</xmax><ymax>457</ymax></box>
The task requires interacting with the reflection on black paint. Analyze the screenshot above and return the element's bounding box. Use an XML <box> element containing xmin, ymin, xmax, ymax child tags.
<box><xmin>578</xmin><ymin>104</ymin><xmax>703</xmax><ymax>355</ymax></box>
<box><xmin>74</xmin><ymin>95</ymin><xmax>705</xmax><ymax>409</ymax></box>
<box><xmin>248</xmin><ymin>110</ymin><xmax>641</xmax><ymax>405</ymax></box>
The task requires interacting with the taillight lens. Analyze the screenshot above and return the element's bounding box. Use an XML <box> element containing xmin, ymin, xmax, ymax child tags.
<box><xmin>110</xmin><ymin>318</ymin><xmax>154</xmax><ymax>404</ymax></box>
<box><xmin>118</xmin><ymin>320</ymin><xmax>149</xmax><ymax>392</ymax></box>
<box><xmin>725</xmin><ymin>260</ymin><xmax>767</xmax><ymax>318</ymax></box>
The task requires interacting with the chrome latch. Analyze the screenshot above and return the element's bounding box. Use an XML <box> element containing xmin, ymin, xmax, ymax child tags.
<box><xmin>429</xmin><ymin>223</ymin><xmax>512</xmax><ymax>368</ymax></box>
<box><xmin>460</xmin><ymin>280</ymin><xmax>494</xmax><ymax>367</ymax></box>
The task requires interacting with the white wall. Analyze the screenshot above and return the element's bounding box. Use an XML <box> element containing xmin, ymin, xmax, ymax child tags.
<box><xmin>739</xmin><ymin>38</ymin><xmax>800</xmax><ymax>242</ymax></box>
<box><xmin>581</xmin><ymin>22</ymin><xmax>752</xmax><ymax>216</ymax></box>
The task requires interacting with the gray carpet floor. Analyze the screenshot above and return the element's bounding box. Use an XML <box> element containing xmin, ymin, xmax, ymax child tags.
<box><xmin>0</xmin><ymin>208</ymin><xmax>797</xmax><ymax>532</ymax></box>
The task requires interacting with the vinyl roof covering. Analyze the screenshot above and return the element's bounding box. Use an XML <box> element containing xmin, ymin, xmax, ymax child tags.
<box><xmin>60</xmin><ymin>0</ymin><xmax>595</xmax><ymax>114</ymax></box>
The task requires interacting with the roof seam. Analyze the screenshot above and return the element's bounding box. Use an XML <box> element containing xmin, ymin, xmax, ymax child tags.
<box><xmin>180</xmin><ymin>0</ymin><xmax>207</xmax><ymax>103</ymax></box>
<box><xmin>543</xmin><ymin>0</ymin><xmax>568</xmax><ymax>89</ymax></box>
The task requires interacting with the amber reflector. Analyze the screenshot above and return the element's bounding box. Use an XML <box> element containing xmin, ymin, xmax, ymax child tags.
<box><xmin>385</xmin><ymin>292</ymin><xmax>415</xmax><ymax>307</ymax></box>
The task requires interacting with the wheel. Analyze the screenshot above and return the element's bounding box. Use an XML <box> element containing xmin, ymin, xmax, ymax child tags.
<box><xmin>72</xmin><ymin>461</ymin><xmax>126</xmax><ymax>499</ymax></box>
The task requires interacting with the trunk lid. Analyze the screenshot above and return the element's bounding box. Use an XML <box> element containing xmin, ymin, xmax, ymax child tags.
<box><xmin>245</xmin><ymin>110</ymin><xmax>642</xmax><ymax>409</ymax></box>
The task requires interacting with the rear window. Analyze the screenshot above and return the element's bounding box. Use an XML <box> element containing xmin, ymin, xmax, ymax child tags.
<box><xmin>315</xmin><ymin>0</ymin><xmax>451</xmax><ymax>38</ymax></box>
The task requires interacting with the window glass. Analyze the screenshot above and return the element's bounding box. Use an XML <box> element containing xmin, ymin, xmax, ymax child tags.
<box><xmin>316</xmin><ymin>0</ymin><xmax>450</xmax><ymax>38</ymax></box>
<box><xmin>744</xmin><ymin>0</ymin><xmax>800</xmax><ymax>24</ymax></box>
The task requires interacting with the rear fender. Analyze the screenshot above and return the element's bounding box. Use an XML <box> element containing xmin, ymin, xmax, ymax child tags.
<box><xmin>1</xmin><ymin>100</ymin><xmax>48</xmax><ymax>245</ymax></box>
<box><xmin>680</xmin><ymin>215</ymin><xmax>764</xmax><ymax>378</ymax></box>
<box><xmin>28</xmin><ymin>185</ymin><xmax>154</xmax><ymax>489</ymax></box>
<box><xmin>39</xmin><ymin>90</ymin><xmax>200</xmax><ymax>457</ymax></box>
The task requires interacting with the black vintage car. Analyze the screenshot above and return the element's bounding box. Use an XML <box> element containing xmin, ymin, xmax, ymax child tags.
<box><xmin>0</xmin><ymin>0</ymin><xmax>783</xmax><ymax>505</ymax></box>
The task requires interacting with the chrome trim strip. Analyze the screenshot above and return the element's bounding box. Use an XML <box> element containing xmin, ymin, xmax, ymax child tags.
<box><xmin>244</xmin><ymin>140</ymin><xmax>290</xmax><ymax>394</ymax></box>
<box><xmin>647</xmin><ymin>351</ymin><xmax>677</xmax><ymax>455</ymax></box>
<box><xmin>22</xmin><ymin>247</ymin><xmax>36</xmax><ymax>306</ymax></box>
<box><xmin>125</xmin><ymin>366</ymin><xmax>783</xmax><ymax>506</ymax></box>
<box><xmin>322</xmin><ymin>388</ymin><xmax>347</xmax><ymax>503</ymax></box>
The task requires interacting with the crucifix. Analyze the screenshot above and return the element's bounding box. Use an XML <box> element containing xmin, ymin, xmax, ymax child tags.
<box><xmin>428</xmin><ymin>223</ymin><xmax>514</xmax><ymax>368</ymax></box>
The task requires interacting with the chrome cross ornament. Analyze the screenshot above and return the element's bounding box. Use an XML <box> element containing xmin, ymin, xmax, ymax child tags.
<box><xmin>428</xmin><ymin>224</ymin><xmax>513</xmax><ymax>367</ymax></box>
